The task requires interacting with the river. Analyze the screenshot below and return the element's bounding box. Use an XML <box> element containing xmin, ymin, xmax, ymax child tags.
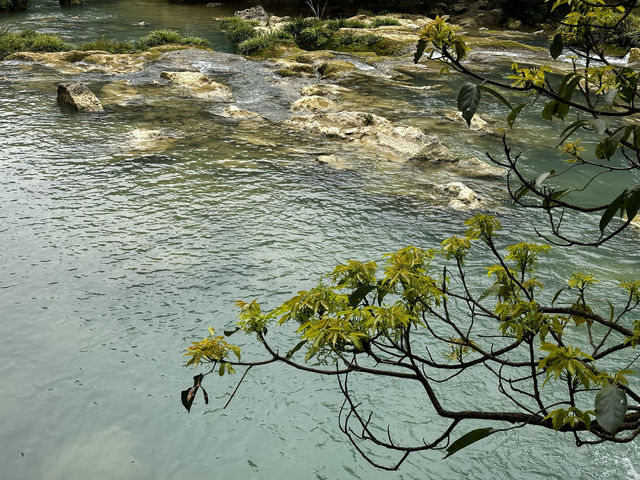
<box><xmin>1</xmin><ymin>1</ymin><xmax>639</xmax><ymax>479</ymax></box>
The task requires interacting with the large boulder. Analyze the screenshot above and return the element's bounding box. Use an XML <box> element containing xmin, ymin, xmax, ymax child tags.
<box><xmin>160</xmin><ymin>71</ymin><xmax>234</xmax><ymax>101</ymax></box>
<box><xmin>57</xmin><ymin>82</ymin><xmax>103</xmax><ymax>112</ymax></box>
<box><xmin>234</xmin><ymin>6</ymin><xmax>269</xmax><ymax>26</ymax></box>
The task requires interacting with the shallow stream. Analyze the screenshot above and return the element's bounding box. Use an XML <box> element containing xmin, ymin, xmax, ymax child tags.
<box><xmin>1</xmin><ymin>1</ymin><xmax>640</xmax><ymax>479</ymax></box>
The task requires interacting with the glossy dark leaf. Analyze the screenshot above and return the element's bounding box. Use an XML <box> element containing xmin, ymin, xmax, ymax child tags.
<box><xmin>458</xmin><ymin>83</ymin><xmax>481</xmax><ymax>127</ymax></box>
<box><xmin>595</xmin><ymin>384</ymin><xmax>627</xmax><ymax>434</ymax></box>
<box><xmin>595</xmin><ymin>126</ymin><xmax>633</xmax><ymax>159</ymax></box>
<box><xmin>541</xmin><ymin>100</ymin><xmax>559</xmax><ymax>120</ymax></box>
<box><xmin>625</xmin><ymin>187</ymin><xmax>640</xmax><ymax>223</ymax></box>
<box><xmin>444</xmin><ymin>428</ymin><xmax>496</xmax><ymax>459</ymax></box>
<box><xmin>557</xmin><ymin>119</ymin><xmax>588</xmax><ymax>148</ymax></box>
<box><xmin>599</xmin><ymin>192</ymin><xmax>626</xmax><ymax>232</ymax></box>
<box><xmin>224</xmin><ymin>327</ymin><xmax>240</xmax><ymax>337</ymax></box>
<box><xmin>349</xmin><ymin>285</ymin><xmax>376</xmax><ymax>308</ymax></box>
<box><xmin>550</xmin><ymin>33</ymin><xmax>564</xmax><ymax>59</ymax></box>
<box><xmin>514</xmin><ymin>184</ymin><xmax>530</xmax><ymax>201</ymax></box>
<box><xmin>507</xmin><ymin>103</ymin><xmax>526</xmax><ymax>128</ymax></box>
<box><xmin>478</xmin><ymin>84</ymin><xmax>512</xmax><ymax>110</ymax></box>
<box><xmin>286</xmin><ymin>340</ymin><xmax>307</xmax><ymax>359</ymax></box>
<box><xmin>414</xmin><ymin>38</ymin><xmax>427</xmax><ymax>64</ymax></box>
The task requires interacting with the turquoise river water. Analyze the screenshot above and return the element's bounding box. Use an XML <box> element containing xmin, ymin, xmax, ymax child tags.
<box><xmin>1</xmin><ymin>1</ymin><xmax>640</xmax><ymax>479</ymax></box>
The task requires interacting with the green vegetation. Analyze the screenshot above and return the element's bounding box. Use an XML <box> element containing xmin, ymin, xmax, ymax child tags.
<box><xmin>0</xmin><ymin>29</ymin><xmax>69</xmax><ymax>60</ymax></box>
<box><xmin>135</xmin><ymin>29</ymin><xmax>210</xmax><ymax>49</ymax></box>
<box><xmin>0</xmin><ymin>0</ymin><xmax>27</xmax><ymax>12</ymax></box>
<box><xmin>0</xmin><ymin>28</ymin><xmax>210</xmax><ymax>60</ymax></box>
<box><xmin>79</xmin><ymin>37</ymin><xmax>135</xmax><ymax>54</ymax></box>
<box><xmin>184</xmin><ymin>0</ymin><xmax>640</xmax><ymax>471</ymax></box>
<box><xmin>221</xmin><ymin>15</ymin><xmax>408</xmax><ymax>57</ymax></box>
<box><xmin>370</xmin><ymin>16</ymin><xmax>401</xmax><ymax>27</ymax></box>
<box><xmin>219</xmin><ymin>17</ymin><xmax>259</xmax><ymax>44</ymax></box>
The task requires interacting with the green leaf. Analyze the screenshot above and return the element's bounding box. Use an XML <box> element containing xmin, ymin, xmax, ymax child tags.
<box><xmin>595</xmin><ymin>384</ymin><xmax>627</xmax><ymax>434</ymax></box>
<box><xmin>557</xmin><ymin>119</ymin><xmax>587</xmax><ymax>148</ymax></box>
<box><xmin>224</xmin><ymin>327</ymin><xmax>240</xmax><ymax>337</ymax></box>
<box><xmin>542</xmin><ymin>100</ymin><xmax>559</xmax><ymax>120</ymax></box>
<box><xmin>444</xmin><ymin>428</ymin><xmax>496</xmax><ymax>459</ymax></box>
<box><xmin>286</xmin><ymin>340</ymin><xmax>307</xmax><ymax>360</ymax></box>
<box><xmin>595</xmin><ymin>126</ymin><xmax>633</xmax><ymax>159</ymax></box>
<box><xmin>414</xmin><ymin>38</ymin><xmax>427</xmax><ymax>64</ymax></box>
<box><xmin>514</xmin><ymin>184</ymin><xmax>530</xmax><ymax>201</ymax></box>
<box><xmin>551</xmin><ymin>287</ymin><xmax>566</xmax><ymax>305</ymax></box>
<box><xmin>349</xmin><ymin>285</ymin><xmax>376</xmax><ymax>308</ymax></box>
<box><xmin>507</xmin><ymin>103</ymin><xmax>526</xmax><ymax>128</ymax></box>
<box><xmin>478</xmin><ymin>84</ymin><xmax>512</xmax><ymax>110</ymax></box>
<box><xmin>550</xmin><ymin>33</ymin><xmax>564</xmax><ymax>59</ymax></box>
<box><xmin>625</xmin><ymin>187</ymin><xmax>640</xmax><ymax>223</ymax></box>
<box><xmin>599</xmin><ymin>192</ymin><xmax>626</xmax><ymax>232</ymax></box>
<box><xmin>458</xmin><ymin>83</ymin><xmax>481</xmax><ymax>127</ymax></box>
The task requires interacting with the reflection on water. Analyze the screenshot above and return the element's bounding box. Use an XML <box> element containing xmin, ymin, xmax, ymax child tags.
<box><xmin>1</xmin><ymin>3</ymin><xmax>640</xmax><ymax>480</ymax></box>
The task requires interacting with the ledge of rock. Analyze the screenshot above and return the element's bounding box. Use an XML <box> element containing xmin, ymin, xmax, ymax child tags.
<box><xmin>291</xmin><ymin>96</ymin><xmax>337</xmax><ymax>113</ymax></box>
<box><xmin>288</xmin><ymin>110</ymin><xmax>457</xmax><ymax>163</ymax></box>
<box><xmin>57</xmin><ymin>82</ymin><xmax>103</xmax><ymax>112</ymax></box>
<box><xmin>443</xmin><ymin>182</ymin><xmax>482</xmax><ymax>210</ymax></box>
<box><xmin>160</xmin><ymin>71</ymin><xmax>234</xmax><ymax>101</ymax></box>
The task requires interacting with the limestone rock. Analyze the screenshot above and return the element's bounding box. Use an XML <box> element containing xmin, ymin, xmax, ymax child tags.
<box><xmin>447</xmin><ymin>111</ymin><xmax>495</xmax><ymax>134</ymax></box>
<box><xmin>629</xmin><ymin>48</ymin><xmax>640</xmax><ymax>64</ymax></box>
<box><xmin>455</xmin><ymin>157</ymin><xmax>505</xmax><ymax>178</ymax></box>
<box><xmin>505</xmin><ymin>19</ymin><xmax>523</xmax><ymax>30</ymax></box>
<box><xmin>160</xmin><ymin>71</ymin><xmax>234</xmax><ymax>101</ymax></box>
<box><xmin>316</xmin><ymin>154</ymin><xmax>353</xmax><ymax>171</ymax></box>
<box><xmin>127</xmin><ymin>128</ymin><xmax>175</xmax><ymax>153</ymax></box>
<box><xmin>221</xmin><ymin>106</ymin><xmax>266</xmax><ymax>120</ymax></box>
<box><xmin>234</xmin><ymin>6</ymin><xmax>269</xmax><ymax>25</ymax></box>
<box><xmin>443</xmin><ymin>182</ymin><xmax>482</xmax><ymax>210</ymax></box>
<box><xmin>291</xmin><ymin>96</ymin><xmax>337</xmax><ymax>113</ymax></box>
<box><xmin>317</xmin><ymin>60</ymin><xmax>357</xmax><ymax>79</ymax></box>
<box><xmin>57</xmin><ymin>82</ymin><xmax>103</xmax><ymax>112</ymax></box>
<box><xmin>288</xmin><ymin>110</ymin><xmax>457</xmax><ymax>163</ymax></box>
<box><xmin>300</xmin><ymin>84</ymin><xmax>351</xmax><ymax>97</ymax></box>
<box><xmin>288</xmin><ymin>51</ymin><xmax>335</xmax><ymax>64</ymax></box>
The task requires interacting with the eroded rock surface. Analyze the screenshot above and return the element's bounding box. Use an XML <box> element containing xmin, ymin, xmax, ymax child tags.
<box><xmin>160</xmin><ymin>71</ymin><xmax>234</xmax><ymax>101</ymax></box>
<box><xmin>57</xmin><ymin>82</ymin><xmax>103</xmax><ymax>112</ymax></box>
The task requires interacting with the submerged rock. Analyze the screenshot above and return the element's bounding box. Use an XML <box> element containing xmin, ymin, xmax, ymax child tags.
<box><xmin>300</xmin><ymin>84</ymin><xmax>352</xmax><ymax>97</ymax></box>
<box><xmin>455</xmin><ymin>157</ymin><xmax>505</xmax><ymax>178</ymax></box>
<box><xmin>127</xmin><ymin>128</ymin><xmax>176</xmax><ymax>153</ymax></box>
<box><xmin>160</xmin><ymin>71</ymin><xmax>234</xmax><ymax>101</ymax></box>
<box><xmin>443</xmin><ymin>182</ymin><xmax>482</xmax><ymax>210</ymax></box>
<box><xmin>316</xmin><ymin>154</ymin><xmax>353</xmax><ymax>171</ymax></box>
<box><xmin>317</xmin><ymin>60</ymin><xmax>357</xmax><ymax>79</ymax></box>
<box><xmin>291</xmin><ymin>95</ymin><xmax>337</xmax><ymax>112</ymax></box>
<box><xmin>288</xmin><ymin>110</ymin><xmax>457</xmax><ymax>163</ymax></box>
<box><xmin>5</xmin><ymin>50</ymin><xmax>149</xmax><ymax>75</ymax></box>
<box><xmin>220</xmin><ymin>105</ymin><xmax>266</xmax><ymax>121</ymax></box>
<box><xmin>57</xmin><ymin>82</ymin><xmax>103</xmax><ymax>112</ymax></box>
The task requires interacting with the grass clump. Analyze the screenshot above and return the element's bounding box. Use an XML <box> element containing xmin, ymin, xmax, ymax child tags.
<box><xmin>219</xmin><ymin>17</ymin><xmax>259</xmax><ymax>44</ymax></box>
<box><xmin>0</xmin><ymin>29</ymin><xmax>70</xmax><ymax>59</ymax></box>
<box><xmin>370</xmin><ymin>17</ymin><xmax>400</xmax><ymax>27</ymax></box>
<box><xmin>136</xmin><ymin>29</ymin><xmax>210</xmax><ymax>49</ymax></box>
<box><xmin>79</xmin><ymin>36</ymin><xmax>135</xmax><ymax>54</ymax></box>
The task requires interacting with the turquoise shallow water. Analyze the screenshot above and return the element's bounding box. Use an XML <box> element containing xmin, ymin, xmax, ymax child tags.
<box><xmin>1</xmin><ymin>2</ymin><xmax>640</xmax><ymax>479</ymax></box>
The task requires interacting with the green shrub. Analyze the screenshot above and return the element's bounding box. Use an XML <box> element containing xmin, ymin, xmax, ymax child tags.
<box><xmin>219</xmin><ymin>17</ymin><xmax>259</xmax><ymax>44</ymax></box>
<box><xmin>0</xmin><ymin>0</ymin><xmax>27</xmax><ymax>12</ymax></box>
<box><xmin>79</xmin><ymin>36</ymin><xmax>135</xmax><ymax>53</ymax></box>
<box><xmin>236</xmin><ymin>33</ymin><xmax>295</xmax><ymax>56</ymax></box>
<box><xmin>604</xmin><ymin>13</ymin><xmax>640</xmax><ymax>48</ymax></box>
<box><xmin>370</xmin><ymin>17</ymin><xmax>400</xmax><ymax>27</ymax></box>
<box><xmin>281</xmin><ymin>17</ymin><xmax>321</xmax><ymax>38</ymax></box>
<box><xmin>135</xmin><ymin>29</ymin><xmax>210</xmax><ymax>50</ymax></box>
<box><xmin>0</xmin><ymin>30</ymin><xmax>69</xmax><ymax>59</ymax></box>
<box><xmin>324</xmin><ymin>18</ymin><xmax>367</xmax><ymax>30</ymax></box>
